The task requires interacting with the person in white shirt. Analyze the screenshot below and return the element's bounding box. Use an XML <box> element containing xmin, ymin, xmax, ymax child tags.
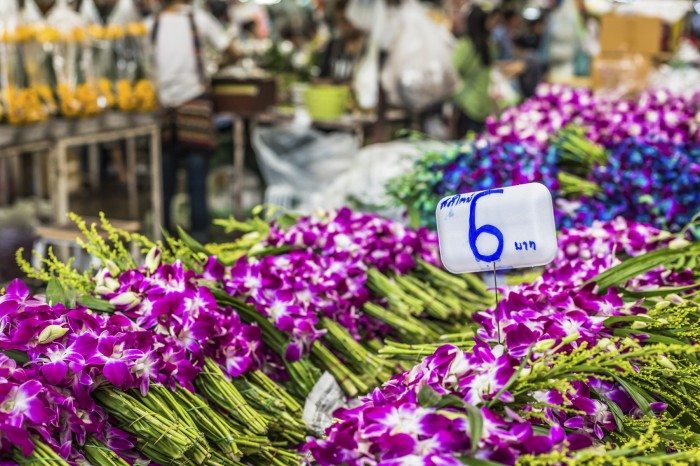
<box><xmin>147</xmin><ymin>0</ymin><xmax>235</xmax><ymax>242</ymax></box>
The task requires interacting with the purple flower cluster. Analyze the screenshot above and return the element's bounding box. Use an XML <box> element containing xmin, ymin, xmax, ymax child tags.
<box><xmin>305</xmin><ymin>219</ymin><xmax>692</xmax><ymax>465</ymax></box>
<box><xmin>266</xmin><ymin>207</ymin><xmax>439</xmax><ymax>273</ymax></box>
<box><xmin>222</xmin><ymin>208</ymin><xmax>439</xmax><ymax>360</ymax></box>
<box><xmin>0</xmin><ymin>253</ymin><xmax>268</xmax><ymax>460</ymax></box>
<box><xmin>223</xmin><ymin>251</ymin><xmax>371</xmax><ymax>360</ymax></box>
<box><xmin>97</xmin><ymin>258</ymin><xmax>264</xmax><ymax>381</ymax></box>
<box><xmin>391</xmin><ymin>85</ymin><xmax>700</xmax><ymax>234</ymax></box>
<box><xmin>558</xmin><ymin>141</ymin><xmax>700</xmax><ymax>232</ymax></box>
<box><xmin>484</xmin><ymin>84</ymin><xmax>700</xmax><ymax>149</ymax></box>
<box><xmin>0</xmin><ymin>282</ymin><xmax>134</xmax><ymax>461</ymax></box>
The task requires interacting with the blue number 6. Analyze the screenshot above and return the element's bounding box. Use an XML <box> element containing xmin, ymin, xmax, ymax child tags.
<box><xmin>469</xmin><ymin>189</ymin><xmax>504</xmax><ymax>263</ymax></box>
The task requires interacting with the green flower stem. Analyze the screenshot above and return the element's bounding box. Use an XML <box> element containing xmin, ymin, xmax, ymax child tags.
<box><xmin>247</xmin><ymin>370</ymin><xmax>303</xmax><ymax>413</ymax></box>
<box><xmin>363</xmin><ymin>302</ymin><xmax>440</xmax><ymax>341</ymax></box>
<box><xmin>418</xmin><ymin>260</ymin><xmax>490</xmax><ymax>297</ymax></box>
<box><xmin>230</xmin><ymin>378</ymin><xmax>308</xmax><ymax>443</ymax></box>
<box><xmin>233</xmin><ymin>376</ymin><xmax>286</xmax><ymax>412</ymax></box>
<box><xmin>172</xmin><ymin>387</ymin><xmax>244</xmax><ymax>459</ymax></box>
<box><xmin>195</xmin><ymin>358</ymin><xmax>269</xmax><ymax>435</ymax></box>
<box><xmin>394</xmin><ymin>275</ymin><xmax>451</xmax><ymax>319</ymax></box>
<box><xmin>379</xmin><ymin>340</ymin><xmax>472</xmax><ymax>362</ymax></box>
<box><xmin>256</xmin><ymin>447</ymin><xmax>302</xmax><ymax>466</ymax></box>
<box><xmin>93</xmin><ymin>387</ymin><xmax>208</xmax><ymax>465</ymax></box>
<box><xmin>12</xmin><ymin>439</ymin><xmax>69</xmax><ymax>466</ymax></box>
<box><xmin>206</xmin><ymin>449</ymin><xmax>247</xmax><ymax>466</ymax></box>
<box><xmin>557</xmin><ymin>172</ymin><xmax>601</xmax><ymax>197</ymax></box>
<box><xmin>311</xmin><ymin>341</ymin><xmax>369</xmax><ymax>396</ymax></box>
<box><xmin>258</xmin><ymin>411</ymin><xmax>308</xmax><ymax>444</ymax></box>
<box><xmin>83</xmin><ymin>437</ymin><xmax>130</xmax><ymax>466</ymax></box>
<box><xmin>367</xmin><ymin>269</ymin><xmax>423</xmax><ymax>316</ymax></box>
<box><xmin>212</xmin><ymin>289</ymin><xmax>320</xmax><ymax>397</ymax></box>
<box><xmin>321</xmin><ymin>318</ymin><xmax>393</xmax><ymax>384</ymax></box>
<box><xmin>136</xmin><ymin>385</ymin><xmax>202</xmax><ymax>441</ymax></box>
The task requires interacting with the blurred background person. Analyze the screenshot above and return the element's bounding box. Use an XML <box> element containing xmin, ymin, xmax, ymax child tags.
<box><xmin>452</xmin><ymin>4</ymin><xmax>523</xmax><ymax>137</ymax></box>
<box><xmin>318</xmin><ymin>0</ymin><xmax>366</xmax><ymax>83</ymax></box>
<box><xmin>148</xmin><ymin>0</ymin><xmax>236</xmax><ymax>242</ymax></box>
<box><xmin>540</xmin><ymin>0</ymin><xmax>590</xmax><ymax>79</ymax></box>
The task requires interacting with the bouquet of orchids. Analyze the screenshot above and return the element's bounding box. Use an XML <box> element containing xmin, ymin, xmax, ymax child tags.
<box><xmin>305</xmin><ymin>219</ymin><xmax>700</xmax><ymax>466</ymax></box>
<box><xmin>388</xmin><ymin>85</ymin><xmax>700</xmax><ymax>235</ymax></box>
<box><xmin>3</xmin><ymin>207</ymin><xmax>490</xmax><ymax>464</ymax></box>
<box><xmin>4</xmin><ymin>208</ymin><xmax>698</xmax><ymax>466</ymax></box>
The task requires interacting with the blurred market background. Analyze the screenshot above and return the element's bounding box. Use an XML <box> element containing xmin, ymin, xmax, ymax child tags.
<box><xmin>0</xmin><ymin>0</ymin><xmax>699</xmax><ymax>285</ymax></box>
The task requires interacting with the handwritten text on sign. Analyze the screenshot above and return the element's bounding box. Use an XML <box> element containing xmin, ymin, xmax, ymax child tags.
<box><xmin>435</xmin><ymin>183</ymin><xmax>557</xmax><ymax>273</ymax></box>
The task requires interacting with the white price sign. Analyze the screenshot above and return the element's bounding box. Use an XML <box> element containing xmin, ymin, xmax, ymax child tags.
<box><xmin>436</xmin><ymin>183</ymin><xmax>557</xmax><ymax>273</ymax></box>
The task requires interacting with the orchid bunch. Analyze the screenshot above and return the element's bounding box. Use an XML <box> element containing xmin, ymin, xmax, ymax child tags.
<box><xmin>389</xmin><ymin>135</ymin><xmax>699</xmax><ymax>235</ymax></box>
<box><xmin>0</xmin><ymin>283</ymin><xmax>140</xmax><ymax>466</ymax></box>
<box><xmin>96</xmin><ymin>257</ymin><xmax>264</xmax><ymax>382</ymax></box>
<box><xmin>307</xmin><ymin>219</ymin><xmax>700</xmax><ymax>465</ymax></box>
<box><xmin>216</xmin><ymin>208</ymin><xmax>491</xmax><ymax>387</ymax></box>
<box><xmin>265</xmin><ymin>208</ymin><xmax>440</xmax><ymax>273</ymax></box>
<box><xmin>483</xmin><ymin>84</ymin><xmax>699</xmax><ymax>149</ymax></box>
<box><xmin>388</xmin><ymin>84</ymin><xmax>700</xmax><ymax>233</ymax></box>
<box><xmin>305</xmin><ymin>219</ymin><xmax>700</xmax><ymax>465</ymax></box>
<box><xmin>0</xmin><ymin>268</ymin><xmax>304</xmax><ymax>465</ymax></box>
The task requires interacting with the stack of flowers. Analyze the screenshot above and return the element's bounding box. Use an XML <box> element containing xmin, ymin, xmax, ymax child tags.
<box><xmin>483</xmin><ymin>85</ymin><xmax>699</xmax><ymax>148</ymax></box>
<box><xmin>5</xmin><ymin>248</ymin><xmax>306</xmax><ymax>464</ymax></box>
<box><xmin>2</xmin><ymin>209</ymin><xmax>698</xmax><ymax>465</ymax></box>
<box><xmin>387</xmin><ymin>85</ymin><xmax>700</xmax><ymax>234</ymax></box>
<box><xmin>215</xmin><ymin>208</ymin><xmax>493</xmax><ymax>395</ymax></box>
<box><xmin>4</xmin><ymin>209</ymin><xmax>494</xmax><ymax>464</ymax></box>
<box><xmin>305</xmin><ymin>219</ymin><xmax>700</xmax><ymax>465</ymax></box>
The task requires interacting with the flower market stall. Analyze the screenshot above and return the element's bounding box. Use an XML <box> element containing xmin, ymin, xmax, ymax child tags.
<box><xmin>0</xmin><ymin>205</ymin><xmax>698</xmax><ymax>466</ymax></box>
<box><xmin>0</xmin><ymin>0</ymin><xmax>699</xmax><ymax>464</ymax></box>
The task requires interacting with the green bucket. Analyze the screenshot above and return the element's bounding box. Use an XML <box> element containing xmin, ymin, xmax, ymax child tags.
<box><xmin>304</xmin><ymin>84</ymin><xmax>350</xmax><ymax>121</ymax></box>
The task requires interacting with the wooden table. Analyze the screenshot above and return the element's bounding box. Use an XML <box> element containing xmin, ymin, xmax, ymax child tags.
<box><xmin>0</xmin><ymin>112</ymin><xmax>163</xmax><ymax>240</ymax></box>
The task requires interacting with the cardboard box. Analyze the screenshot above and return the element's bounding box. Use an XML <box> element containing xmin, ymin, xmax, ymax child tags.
<box><xmin>600</xmin><ymin>14</ymin><xmax>664</xmax><ymax>56</ymax></box>
<box><xmin>599</xmin><ymin>13</ymin><xmax>684</xmax><ymax>57</ymax></box>
<box><xmin>591</xmin><ymin>53</ymin><xmax>651</xmax><ymax>95</ymax></box>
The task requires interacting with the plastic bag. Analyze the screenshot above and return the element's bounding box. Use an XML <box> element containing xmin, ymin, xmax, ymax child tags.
<box><xmin>0</xmin><ymin>0</ymin><xmax>49</xmax><ymax>124</ymax></box>
<box><xmin>252</xmin><ymin>126</ymin><xmax>359</xmax><ymax>209</ymax></box>
<box><xmin>21</xmin><ymin>0</ymin><xmax>58</xmax><ymax>120</ymax></box>
<box><xmin>351</xmin><ymin>0</ymin><xmax>385</xmax><ymax>109</ymax></box>
<box><xmin>353</xmin><ymin>44</ymin><xmax>379</xmax><ymax>109</ymax></box>
<box><xmin>108</xmin><ymin>0</ymin><xmax>142</xmax><ymax>26</ymax></box>
<box><xmin>380</xmin><ymin>0</ymin><xmax>456</xmax><ymax>112</ymax></box>
<box><xmin>80</xmin><ymin>0</ymin><xmax>117</xmax><ymax>111</ymax></box>
<box><xmin>46</xmin><ymin>0</ymin><xmax>102</xmax><ymax>117</ymax></box>
<box><xmin>108</xmin><ymin>0</ymin><xmax>156</xmax><ymax>112</ymax></box>
<box><xmin>488</xmin><ymin>68</ymin><xmax>519</xmax><ymax>111</ymax></box>
<box><xmin>300</xmin><ymin>140</ymin><xmax>446</xmax><ymax>219</ymax></box>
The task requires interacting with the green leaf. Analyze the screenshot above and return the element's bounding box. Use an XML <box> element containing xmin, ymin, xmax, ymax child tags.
<box><xmin>46</xmin><ymin>278</ymin><xmax>67</xmax><ymax>306</ymax></box>
<box><xmin>459</xmin><ymin>456</ymin><xmax>504</xmax><ymax>466</ymax></box>
<box><xmin>603</xmin><ymin>315</ymin><xmax>654</xmax><ymax>327</ymax></box>
<box><xmin>622</xmin><ymin>283</ymin><xmax>700</xmax><ymax>298</ymax></box>
<box><xmin>417</xmin><ymin>385</ymin><xmax>442</xmax><ymax>408</ymax></box>
<box><xmin>601</xmin><ymin>397</ymin><xmax>626</xmax><ymax>432</ymax></box>
<box><xmin>589</xmin><ymin>244</ymin><xmax>697</xmax><ymax>292</ymax></box>
<box><xmin>64</xmin><ymin>287</ymin><xmax>77</xmax><ymax>308</ymax></box>
<box><xmin>436</xmin><ymin>394</ymin><xmax>471</xmax><ymax>410</ymax></box>
<box><xmin>248</xmin><ymin>246</ymin><xmax>295</xmax><ymax>258</ymax></box>
<box><xmin>275</xmin><ymin>213</ymin><xmax>299</xmax><ymax>229</ymax></box>
<box><xmin>176</xmin><ymin>226</ymin><xmax>210</xmax><ymax>256</ymax></box>
<box><xmin>1</xmin><ymin>349</ymin><xmax>29</xmax><ymax>364</ymax></box>
<box><xmin>464</xmin><ymin>402</ymin><xmax>483</xmax><ymax>455</ymax></box>
<box><xmin>78</xmin><ymin>295</ymin><xmax>116</xmax><ymax>313</ymax></box>
<box><xmin>612</xmin><ymin>328</ymin><xmax>686</xmax><ymax>346</ymax></box>
<box><xmin>613</xmin><ymin>376</ymin><xmax>652</xmax><ymax>414</ymax></box>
